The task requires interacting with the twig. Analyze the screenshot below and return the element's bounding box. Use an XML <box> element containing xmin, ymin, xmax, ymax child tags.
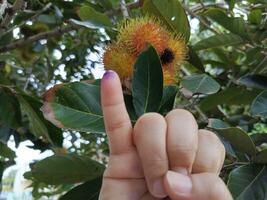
<box><xmin>23</xmin><ymin>57</ymin><xmax>40</xmax><ymax>91</ymax></box>
<box><xmin>0</xmin><ymin>0</ymin><xmax>25</xmax><ymax>35</ymax></box>
<box><xmin>1</xmin><ymin>2</ymin><xmax>53</xmax><ymax>37</ymax></box>
<box><xmin>198</xmin><ymin>0</ymin><xmax>205</xmax><ymax>10</ymax></box>
<box><xmin>120</xmin><ymin>0</ymin><xmax>129</xmax><ymax>18</ymax></box>
<box><xmin>0</xmin><ymin>23</ymin><xmax>79</xmax><ymax>53</ymax></box>
<box><xmin>107</xmin><ymin>1</ymin><xmax>141</xmax><ymax>16</ymax></box>
<box><xmin>180</xmin><ymin>67</ymin><xmax>209</xmax><ymax>122</ymax></box>
<box><xmin>191</xmin><ymin>3</ymin><xmax>226</xmax><ymax>13</ymax></box>
<box><xmin>182</xmin><ymin>4</ymin><xmax>220</xmax><ymax>35</ymax></box>
<box><xmin>0</xmin><ymin>0</ymin><xmax>8</xmax><ymax>19</ymax></box>
<box><xmin>0</xmin><ymin>1</ymin><xmax>143</xmax><ymax>53</ymax></box>
<box><xmin>223</xmin><ymin>162</ymin><xmax>250</xmax><ymax>169</ymax></box>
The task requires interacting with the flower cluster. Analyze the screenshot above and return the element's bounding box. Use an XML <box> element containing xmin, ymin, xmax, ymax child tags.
<box><xmin>103</xmin><ymin>17</ymin><xmax>187</xmax><ymax>85</ymax></box>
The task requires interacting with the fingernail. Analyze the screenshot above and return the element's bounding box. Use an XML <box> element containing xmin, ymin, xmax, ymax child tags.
<box><xmin>103</xmin><ymin>70</ymin><xmax>116</xmax><ymax>80</ymax></box>
<box><xmin>174</xmin><ymin>167</ymin><xmax>189</xmax><ymax>175</ymax></box>
<box><xmin>152</xmin><ymin>179</ymin><xmax>167</xmax><ymax>198</ymax></box>
<box><xmin>166</xmin><ymin>171</ymin><xmax>192</xmax><ymax>196</ymax></box>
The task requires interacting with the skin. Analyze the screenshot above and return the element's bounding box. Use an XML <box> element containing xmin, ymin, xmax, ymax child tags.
<box><xmin>99</xmin><ymin>70</ymin><xmax>233</xmax><ymax>200</ymax></box>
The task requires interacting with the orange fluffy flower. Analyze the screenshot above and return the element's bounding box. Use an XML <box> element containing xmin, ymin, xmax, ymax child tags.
<box><xmin>103</xmin><ymin>44</ymin><xmax>135</xmax><ymax>79</ymax></box>
<box><xmin>103</xmin><ymin>17</ymin><xmax>187</xmax><ymax>85</ymax></box>
<box><xmin>118</xmin><ymin>17</ymin><xmax>169</xmax><ymax>56</ymax></box>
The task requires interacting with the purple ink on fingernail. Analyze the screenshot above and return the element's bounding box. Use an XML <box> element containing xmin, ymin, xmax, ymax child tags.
<box><xmin>103</xmin><ymin>70</ymin><xmax>116</xmax><ymax>79</ymax></box>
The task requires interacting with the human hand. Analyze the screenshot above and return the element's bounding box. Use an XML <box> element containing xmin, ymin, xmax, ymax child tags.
<box><xmin>99</xmin><ymin>70</ymin><xmax>233</xmax><ymax>200</ymax></box>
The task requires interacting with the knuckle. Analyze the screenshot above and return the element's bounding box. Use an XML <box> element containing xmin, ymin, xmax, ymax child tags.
<box><xmin>169</xmin><ymin>146</ymin><xmax>197</xmax><ymax>167</ymax></box>
<box><xmin>199</xmin><ymin>130</ymin><xmax>219</xmax><ymax>145</ymax></box>
<box><xmin>166</xmin><ymin>109</ymin><xmax>195</xmax><ymax>121</ymax></box>
<box><xmin>134</xmin><ymin>112</ymin><xmax>165</xmax><ymax>132</ymax></box>
<box><xmin>106</xmin><ymin>117</ymin><xmax>130</xmax><ymax>133</ymax></box>
<box><xmin>211</xmin><ymin>177</ymin><xmax>227</xmax><ymax>199</ymax></box>
<box><xmin>138</xmin><ymin>112</ymin><xmax>165</xmax><ymax>124</ymax></box>
<box><xmin>199</xmin><ymin>129</ymin><xmax>225</xmax><ymax>155</ymax></box>
<box><xmin>144</xmin><ymin>155</ymin><xmax>169</xmax><ymax>169</ymax></box>
<box><xmin>170</xmin><ymin>145</ymin><xmax>198</xmax><ymax>156</ymax></box>
<box><xmin>193</xmin><ymin>158</ymin><xmax>221</xmax><ymax>173</ymax></box>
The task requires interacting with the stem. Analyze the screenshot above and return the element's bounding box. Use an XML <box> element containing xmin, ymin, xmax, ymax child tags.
<box><xmin>180</xmin><ymin>67</ymin><xmax>209</xmax><ymax>122</ymax></box>
<box><xmin>1</xmin><ymin>2</ymin><xmax>53</xmax><ymax>37</ymax></box>
<box><xmin>0</xmin><ymin>0</ymin><xmax>25</xmax><ymax>35</ymax></box>
<box><xmin>120</xmin><ymin>0</ymin><xmax>129</xmax><ymax>18</ymax></box>
<box><xmin>0</xmin><ymin>22</ymin><xmax>79</xmax><ymax>53</ymax></box>
<box><xmin>223</xmin><ymin>162</ymin><xmax>250</xmax><ymax>169</ymax></box>
<box><xmin>182</xmin><ymin>4</ymin><xmax>221</xmax><ymax>35</ymax></box>
<box><xmin>106</xmin><ymin>1</ymin><xmax>141</xmax><ymax>16</ymax></box>
<box><xmin>0</xmin><ymin>0</ymin><xmax>8</xmax><ymax>19</ymax></box>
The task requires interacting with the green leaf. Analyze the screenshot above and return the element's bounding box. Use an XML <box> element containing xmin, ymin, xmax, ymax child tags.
<box><xmin>0</xmin><ymin>87</ymin><xmax>21</xmax><ymax>128</ymax></box>
<box><xmin>238</xmin><ymin>75</ymin><xmax>267</xmax><ymax>90</ymax></box>
<box><xmin>0</xmin><ymin>125</ymin><xmax>12</xmax><ymax>143</ymax></box>
<box><xmin>77</xmin><ymin>5</ymin><xmax>112</xmax><ymax>28</ymax></box>
<box><xmin>225</xmin><ymin>0</ymin><xmax>235</xmax><ymax>10</ymax></box>
<box><xmin>208</xmin><ymin>118</ymin><xmax>230</xmax><ymax>129</ymax></box>
<box><xmin>132</xmin><ymin>45</ymin><xmax>163</xmax><ymax>117</ymax></box>
<box><xmin>228</xmin><ymin>165</ymin><xmax>267</xmax><ymax>200</ymax></box>
<box><xmin>0</xmin><ymin>161</ymin><xmax>4</xmax><ymax>184</ymax></box>
<box><xmin>214</xmin><ymin>127</ymin><xmax>256</xmax><ymax>156</ymax></box>
<box><xmin>205</xmin><ymin>8</ymin><xmax>249</xmax><ymax>40</ymax></box>
<box><xmin>159</xmin><ymin>85</ymin><xmax>178</xmax><ymax>114</ymax></box>
<box><xmin>24</xmin><ymin>154</ymin><xmax>105</xmax><ymax>185</ymax></box>
<box><xmin>18</xmin><ymin>95</ymin><xmax>53</xmax><ymax>144</ymax></box>
<box><xmin>187</xmin><ymin>46</ymin><xmax>205</xmax><ymax>72</ymax></box>
<box><xmin>248</xmin><ymin>9</ymin><xmax>262</xmax><ymax>25</ymax></box>
<box><xmin>251</xmin><ymin>133</ymin><xmax>267</xmax><ymax>146</ymax></box>
<box><xmin>194</xmin><ymin>33</ymin><xmax>243</xmax><ymax>51</ymax></box>
<box><xmin>208</xmin><ymin>119</ymin><xmax>236</xmax><ymax>158</ymax></box>
<box><xmin>0</xmin><ymin>32</ymin><xmax>13</xmax><ymax>46</ymax></box>
<box><xmin>59</xmin><ymin>177</ymin><xmax>102</xmax><ymax>200</ymax></box>
<box><xmin>143</xmin><ymin>0</ymin><xmax>190</xmax><ymax>42</ymax></box>
<box><xmin>0</xmin><ymin>141</ymin><xmax>15</xmax><ymax>159</ymax></box>
<box><xmin>20</xmin><ymin>94</ymin><xmax>63</xmax><ymax>147</ymax></box>
<box><xmin>181</xmin><ymin>74</ymin><xmax>220</xmax><ymax>95</ymax></box>
<box><xmin>199</xmin><ymin>87</ymin><xmax>261</xmax><ymax>111</ymax></box>
<box><xmin>37</xmin><ymin>14</ymin><xmax>59</xmax><ymax>24</ymax></box>
<box><xmin>251</xmin><ymin>90</ymin><xmax>267</xmax><ymax>118</ymax></box>
<box><xmin>42</xmin><ymin>82</ymin><xmax>105</xmax><ymax>133</ymax></box>
<box><xmin>124</xmin><ymin>94</ymin><xmax>138</xmax><ymax>121</ymax></box>
<box><xmin>253</xmin><ymin>149</ymin><xmax>267</xmax><ymax>164</ymax></box>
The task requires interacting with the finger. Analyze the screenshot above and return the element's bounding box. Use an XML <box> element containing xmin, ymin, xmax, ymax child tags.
<box><xmin>133</xmin><ymin>113</ymin><xmax>168</xmax><ymax>198</ymax></box>
<box><xmin>164</xmin><ymin>171</ymin><xmax>233</xmax><ymax>200</ymax></box>
<box><xmin>192</xmin><ymin>130</ymin><xmax>226</xmax><ymax>174</ymax></box>
<box><xmin>140</xmin><ymin>192</ymin><xmax>161</xmax><ymax>200</ymax></box>
<box><xmin>165</xmin><ymin>109</ymin><xmax>198</xmax><ymax>174</ymax></box>
<box><xmin>101</xmin><ymin>70</ymin><xmax>133</xmax><ymax>155</ymax></box>
<box><xmin>100</xmin><ymin>178</ymin><xmax>147</xmax><ymax>200</ymax></box>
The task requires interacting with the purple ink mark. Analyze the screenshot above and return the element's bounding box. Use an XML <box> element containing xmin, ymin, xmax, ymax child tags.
<box><xmin>103</xmin><ymin>70</ymin><xmax>116</xmax><ymax>80</ymax></box>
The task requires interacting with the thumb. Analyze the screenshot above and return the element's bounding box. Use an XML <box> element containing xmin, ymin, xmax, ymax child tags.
<box><xmin>163</xmin><ymin>171</ymin><xmax>233</xmax><ymax>200</ymax></box>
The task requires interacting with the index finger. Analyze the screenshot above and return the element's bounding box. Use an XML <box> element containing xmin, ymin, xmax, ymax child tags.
<box><xmin>101</xmin><ymin>70</ymin><xmax>133</xmax><ymax>155</ymax></box>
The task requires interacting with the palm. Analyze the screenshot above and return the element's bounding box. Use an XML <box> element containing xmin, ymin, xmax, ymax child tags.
<box><xmin>99</xmin><ymin>71</ymin><xmax>232</xmax><ymax>200</ymax></box>
<box><xmin>101</xmin><ymin>147</ymin><xmax>154</xmax><ymax>199</ymax></box>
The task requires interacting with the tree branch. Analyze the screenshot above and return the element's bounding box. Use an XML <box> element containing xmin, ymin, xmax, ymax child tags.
<box><xmin>182</xmin><ymin>4</ymin><xmax>221</xmax><ymax>35</ymax></box>
<box><xmin>0</xmin><ymin>0</ymin><xmax>25</xmax><ymax>35</ymax></box>
<box><xmin>0</xmin><ymin>0</ymin><xmax>8</xmax><ymax>19</ymax></box>
<box><xmin>1</xmin><ymin>2</ymin><xmax>53</xmax><ymax>37</ymax></box>
<box><xmin>120</xmin><ymin>0</ymin><xmax>130</xmax><ymax>18</ymax></box>
<box><xmin>107</xmin><ymin>1</ymin><xmax>141</xmax><ymax>16</ymax></box>
<box><xmin>0</xmin><ymin>23</ymin><xmax>79</xmax><ymax>53</ymax></box>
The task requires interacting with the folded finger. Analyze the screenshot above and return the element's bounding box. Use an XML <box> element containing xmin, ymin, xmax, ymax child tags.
<box><xmin>165</xmin><ymin>109</ymin><xmax>198</xmax><ymax>175</ymax></box>
<box><xmin>133</xmin><ymin>113</ymin><xmax>168</xmax><ymax>198</ymax></box>
<box><xmin>164</xmin><ymin>171</ymin><xmax>233</xmax><ymax>200</ymax></box>
<box><xmin>192</xmin><ymin>129</ymin><xmax>226</xmax><ymax>174</ymax></box>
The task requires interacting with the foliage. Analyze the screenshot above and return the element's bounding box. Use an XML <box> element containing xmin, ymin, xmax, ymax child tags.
<box><xmin>0</xmin><ymin>0</ymin><xmax>266</xmax><ymax>199</ymax></box>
